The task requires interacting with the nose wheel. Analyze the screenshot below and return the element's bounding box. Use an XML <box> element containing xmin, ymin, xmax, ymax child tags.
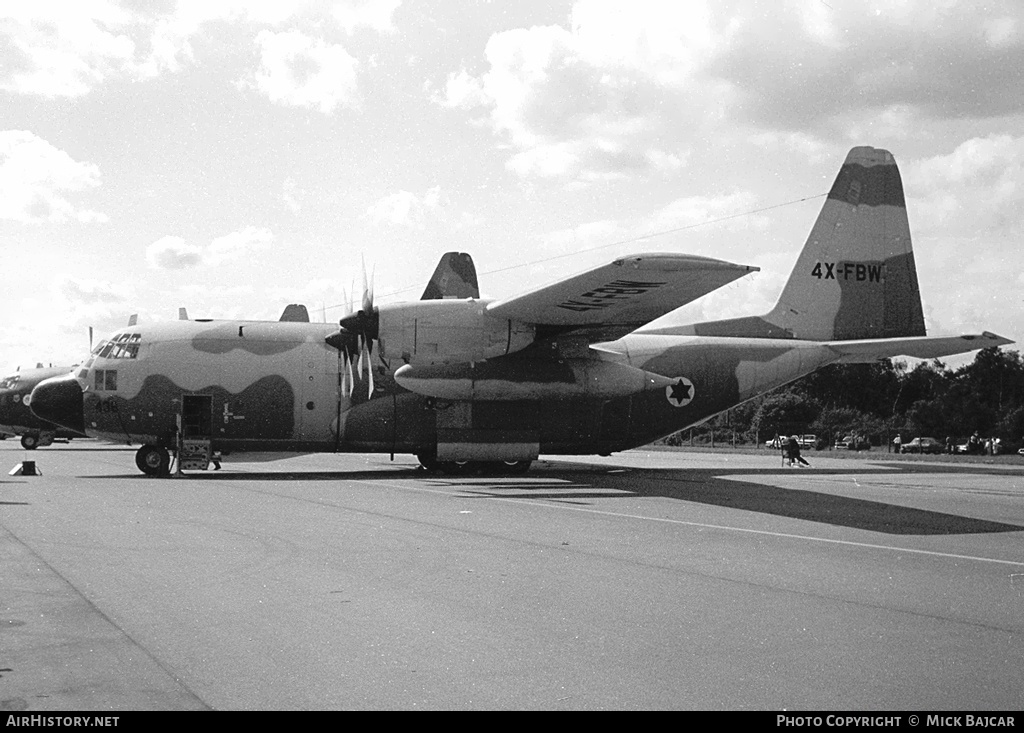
<box><xmin>135</xmin><ymin>445</ymin><xmax>170</xmax><ymax>476</ymax></box>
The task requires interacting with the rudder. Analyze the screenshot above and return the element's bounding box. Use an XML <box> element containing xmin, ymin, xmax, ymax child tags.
<box><xmin>766</xmin><ymin>146</ymin><xmax>926</xmax><ymax>341</ymax></box>
<box><xmin>670</xmin><ymin>146</ymin><xmax>928</xmax><ymax>341</ymax></box>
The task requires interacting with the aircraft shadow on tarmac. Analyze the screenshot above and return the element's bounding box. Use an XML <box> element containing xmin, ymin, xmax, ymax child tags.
<box><xmin>442</xmin><ymin>461</ymin><xmax>1024</xmax><ymax>537</ymax></box>
<box><xmin>68</xmin><ymin>458</ymin><xmax>1024</xmax><ymax>537</ymax></box>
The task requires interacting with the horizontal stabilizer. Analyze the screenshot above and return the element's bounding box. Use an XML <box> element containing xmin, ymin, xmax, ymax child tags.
<box><xmin>486</xmin><ymin>254</ymin><xmax>758</xmax><ymax>327</ymax></box>
<box><xmin>826</xmin><ymin>332</ymin><xmax>1013</xmax><ymax>363</ymax></box>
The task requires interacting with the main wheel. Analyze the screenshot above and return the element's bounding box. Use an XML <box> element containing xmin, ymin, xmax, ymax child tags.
<box><xmin>499</xmin><ymin>460</ymin><xmax>532</xmax><ymax>475</ymax></box>
<box><xmin>477</xmin><ymin>460</ymin><xmax>532</xmax><ymax>476</ymax></box>
<box><xmin>441</xmin><ymin>460</ymin><xmax>474</xmax><ymax>475</ymax></box>
<box><xmin>20</xmin><ymin>434</ymin><xmax>39</xmax><ymax>450</ymax></box>
<box><xmin>135</xmin><ymin>445</ymin><xmax>170</xmax><ymax>476</ymax></box>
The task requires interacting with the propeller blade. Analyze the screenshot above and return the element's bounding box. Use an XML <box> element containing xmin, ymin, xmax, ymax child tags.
<box><xmin>361</xmin><ymin>256</ymin><xmax>373</xmax><ymax>314</ymax></box>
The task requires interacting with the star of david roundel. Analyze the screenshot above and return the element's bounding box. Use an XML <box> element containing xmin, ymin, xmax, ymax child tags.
<box><xmin>665</xmin><ymin>377</ymin><xmax>695</xmax><ymax>408</ymax></box>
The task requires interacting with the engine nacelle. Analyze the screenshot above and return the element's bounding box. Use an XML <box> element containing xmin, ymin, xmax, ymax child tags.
<box><xmin>394</xmin><ymin>358</ymin><xmax>677</xmax><ymax>401</ymax></box>
<box><xmin>377</xmin><ymin>299</ymin><xmax>535</xmax><ymax>366</ymax></box>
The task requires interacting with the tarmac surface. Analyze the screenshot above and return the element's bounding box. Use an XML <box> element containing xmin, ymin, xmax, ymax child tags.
<box><xmin>1</xmin><ymin>440</ymin><xmax>1022</xmax><ymax>711</ymax></box>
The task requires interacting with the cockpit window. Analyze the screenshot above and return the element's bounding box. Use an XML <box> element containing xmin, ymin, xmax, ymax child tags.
<box><xmin>94</xmin><ymin>333</ymin><xmax>141</xmax><ymax>359</ymax></box>
<box><xmin>0</xmin><ymin>375</ymin><xmax>19</xmax><ymax>390</ymax></box>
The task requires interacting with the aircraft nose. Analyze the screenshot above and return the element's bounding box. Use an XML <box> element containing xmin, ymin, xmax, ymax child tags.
<box><xmin>30</xmin><ymin>376</ymin><xmax>85</xmax><ymax>434</ymax></box>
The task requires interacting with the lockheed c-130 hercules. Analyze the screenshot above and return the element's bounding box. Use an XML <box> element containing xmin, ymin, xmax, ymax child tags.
<box><xmin>31</xmin><ymin>146</ymin><xmax>1012</xmax><ymax>476</ymax></box>
<box><xmin>0</xmin><ymin>364</ymin><xmax>87</xmax><ymax>449</ymax></box>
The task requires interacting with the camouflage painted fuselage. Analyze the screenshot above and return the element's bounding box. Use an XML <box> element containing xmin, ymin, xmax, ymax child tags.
<box><xmin>0</xmin><ymin>366</ymin><xmax>85</xmax><ymax>442</ymax></box>
<box><xmin>64</xmin><ymin>316</ymin><xmax>841</xmax><ymax>458</ymax></box>
<box><xmin>32</xmin><ymin>145</ymin><xmax>1012</xmax><ymax>465</ymax></box>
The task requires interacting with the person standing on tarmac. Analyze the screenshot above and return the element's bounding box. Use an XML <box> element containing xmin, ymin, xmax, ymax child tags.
<box><xmin>786</xmin><ymin>435</ymin><xmax>810</xmax><ymax>467</ymax></box>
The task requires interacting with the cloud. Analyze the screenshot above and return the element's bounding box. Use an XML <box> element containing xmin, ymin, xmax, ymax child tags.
<box><xmin>365</xmin><ymin>186</ymin><xmax>445</xmax><ymax>229</ymax></box>
<box><xmin>146</xmin><ymin>235</ymin><xmax>203</xmax><ymax>270</ymax></box>
<box><xmin>245</xmin><ymin>29</ymin><xmax>360</xmax><ymax>114</ymax></box>
<box><xmin>145</xmin><ymin>226</ymin><xmax>272</xmax><ymax>270</ymax></box>
<box><xmin>905</xmin><ymin>134</ymin><xmax>1024</xmax><ymax>238</ymax></box>
<box><xmin>434</xmin><ymin>69</ymin><xmax>488</xmax><ymax>109</ymax></box>
<box><xmin>330</xmin><ymin>0</ymin><xmax>402</xmax><ymax>34</ymax></box>
<box><xmin>648</xmin><ymin>190</ymin><xmax>763</xmax><ymax>234</ymax></box>
<box><xmin>56</xmin><ymin>276</ymin><xmax>128</xmax><ymax>306</ymax></box>
<box><xmin>0</xmin><ymin>130</ymin><xmax>107</xmax><ymax>223</ymax></box>
<box><xmin>432</xmin><ymin>2</ymin><xmax>717</xmax><ymax>182</ymax></box>
<box><xmin>50</xmin><ymin>276</ymin><xmax>133</xmax><ymax>341</ymax></box>
<box><xmin>709</xmin><ymin>1</ymin><xmax>1024</xmax><ymax>128</ymax></box>
<box><xmin>206</xmin><ymin>226</ymin><xmax>274</xmax><ymax>264</ymax></box>
<box><xmin>1</xmin><ymin>2</ymin><xmax>400</xmax><ymax>97</ymax></box>
<box><xmin>0</xmin><ymin>4</ymin><xmax>137</xmax><ymax>97</ymax></box>
<box><xmin>439</xmin><ymin>0</ymin><xmax>1024</xmax><ymax>182</ymax></box>
<box><xmin>282</xmin><ymin>177</ymin><xmax>301</xmax><ymax>213</ymax></box>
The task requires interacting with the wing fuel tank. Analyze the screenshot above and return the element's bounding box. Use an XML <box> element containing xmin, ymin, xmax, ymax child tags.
<box><xmin>394</xmin><ymin>358</ymin><xmax>674</xmax><ymax>400</ymax></box>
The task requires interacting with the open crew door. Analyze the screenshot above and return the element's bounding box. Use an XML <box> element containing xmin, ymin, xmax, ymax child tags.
<box><xmin>180</xmin><ymin>393</ymin><xmax>213</xmax><ymax>470</ymax></box>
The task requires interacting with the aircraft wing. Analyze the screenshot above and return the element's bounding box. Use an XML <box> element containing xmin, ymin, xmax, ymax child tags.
<box><xmin>826</xmin><ymin>332</ymin><xmax>1014</xmax><ymax>363</ymax></box>
<box><xmin>485</xmin><ymin>254</ymin><xmax>758</xmax><ymax>329</ymax></box>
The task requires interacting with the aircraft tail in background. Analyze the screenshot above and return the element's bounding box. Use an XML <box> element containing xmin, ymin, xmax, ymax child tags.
<box><xmin>421</xmin><ymin>252</ymin><xmax>480</xmax><ymax>300</ymax></box>
<box><xmin>279</xmin><ymin>304</ymin><xmax>310</xmax><ymax>322</ymax></box>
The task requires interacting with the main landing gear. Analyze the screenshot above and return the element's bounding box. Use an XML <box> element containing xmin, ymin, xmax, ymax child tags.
<box><xmin>416</xmin><ymin>453</ymin><xmax>532</xmax><ymax>476</ymax></box>
<box><xmin>135</xmin><ymin>444</ymin><xmax>171</xmax><ymax>477</ymax></box>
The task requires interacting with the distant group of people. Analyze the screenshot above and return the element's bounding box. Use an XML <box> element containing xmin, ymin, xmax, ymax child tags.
<box><xmin>890</xmin><ymin>431</ymin><xmax>1006</xmax><ymax>456</ymax></box>
<box><xmin>965</xmin><ymin>432</ymin><xmax>1003</xmax><ymax>456</ymax></box>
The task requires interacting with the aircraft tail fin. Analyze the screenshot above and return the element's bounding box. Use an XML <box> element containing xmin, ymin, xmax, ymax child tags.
<box><xmin>679</xmin><ymin>146</ymin><xmax>927</xmax><ymax>341</ymax></box>
<box><xmin>421</xmin><ymin>252</ymin><xmax>479</xmax><ymax>300</ymax></box>
<box><xmin>279</xmin><ymin>304</ymin><xmax>310</xmax><ymax>322</ymax></box>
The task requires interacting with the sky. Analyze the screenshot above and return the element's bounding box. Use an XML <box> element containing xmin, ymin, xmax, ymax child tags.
<box><xmin>2</xmin><ymin>0</ymin><xmax>1023</xmax><ymax>374</ymax></box>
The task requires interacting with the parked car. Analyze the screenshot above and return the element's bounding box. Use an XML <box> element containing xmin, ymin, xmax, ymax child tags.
<box><xmin>766</xmin><ymin>434</ymin><xmax>817</xmax><ymax>450</ymax></box>
<box><xmin>902</xmin><ymin>437</ymin><xmax>944</xmax><ymax>454</ymax></box>
<box><xmin>835</xmin><ymin>434</ymin><xmax>870</xmax><ymax>450</ymax></box>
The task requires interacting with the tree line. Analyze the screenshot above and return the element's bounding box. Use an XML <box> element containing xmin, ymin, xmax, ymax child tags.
<box><xmin>661</xmin><ymin>347</ymin><xmax>1024</xmax><ymax>451</ymax></box>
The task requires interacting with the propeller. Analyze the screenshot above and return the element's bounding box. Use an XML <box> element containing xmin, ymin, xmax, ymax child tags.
<box><xmin>325</xmin><ymin>261</ymin><xmax>379</xmax><ymax>398</ymax></box>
